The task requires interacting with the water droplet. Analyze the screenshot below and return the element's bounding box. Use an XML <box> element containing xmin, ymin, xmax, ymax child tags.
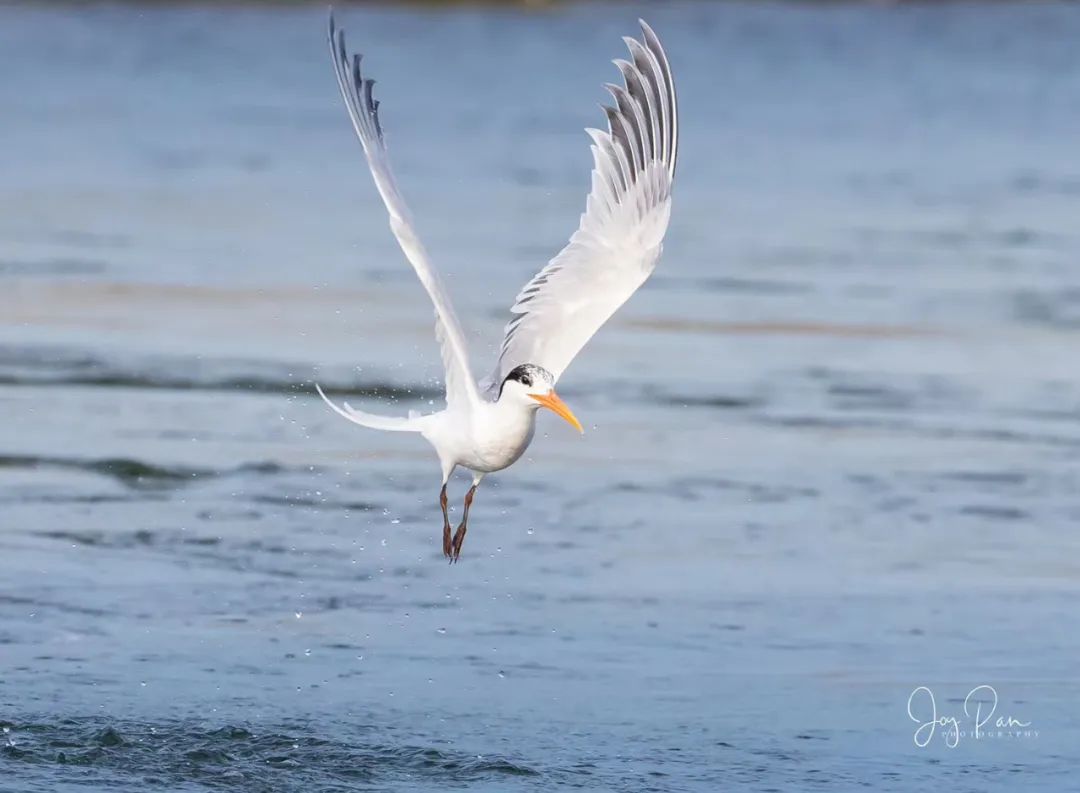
<box><xmin>304</xmin><ymin>649</ymin><xmax>312</xmax><ymax>657</ymax></box>
<box><xmin>498</xmin><ymin>671</ymin><xmax>505</xmax><ymax>679</ymax></box>
<box><xmin>436</xmin><ymin>627</ymin><xmax>446</xmax><ymax>635</ymax></box>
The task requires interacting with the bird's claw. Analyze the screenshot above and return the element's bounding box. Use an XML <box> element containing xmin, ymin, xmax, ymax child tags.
<box><xmin>449</xmin><ymin>523</ymin><xmax>467</xmax><ymax>563</ymax></box>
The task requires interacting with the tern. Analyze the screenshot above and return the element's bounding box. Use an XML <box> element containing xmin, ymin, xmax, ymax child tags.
<box><xmin>318</xmin><ymin>13</ymin><xmax>678</xmax><ymax>561</ymax></box>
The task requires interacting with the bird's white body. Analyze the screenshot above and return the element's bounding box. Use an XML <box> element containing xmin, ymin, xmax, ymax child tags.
<box><xmin>320</xmin><ymin>13</ymin><xmax>679</xmax><ymax>558</ymax></box>
<box><xmin>419</xmin><ymin>401</ymin><xmax>537</xmax><ymax>475</ymax></box>
<box><xmin>317</xmin><ymin>373</ymin><xmax>547</xmax><ymax>478</ymax></box>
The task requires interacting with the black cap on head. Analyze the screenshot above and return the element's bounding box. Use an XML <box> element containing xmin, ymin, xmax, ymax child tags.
<box><xmin>500</xmin><ymin>363</ymin><xmax>554</xmax><ymax>396</ymax></box>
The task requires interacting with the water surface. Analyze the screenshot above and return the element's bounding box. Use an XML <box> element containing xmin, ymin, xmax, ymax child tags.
<box><xmin>2</xmin><ymin>2</ymin><xmax>1080</xmax><ymax>790</ymax></box>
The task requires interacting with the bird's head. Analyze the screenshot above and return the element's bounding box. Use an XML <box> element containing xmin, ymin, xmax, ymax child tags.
<box><xmin>498</xmin><ymin>364</ymin><xmax>583</xmax><ymax>434</ymax></box>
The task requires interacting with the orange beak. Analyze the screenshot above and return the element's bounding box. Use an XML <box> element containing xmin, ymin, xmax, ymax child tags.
<box><xmin>529</xmin><ymin>390</ymin><xmax>584</xmax><ymax>434</ymax></box>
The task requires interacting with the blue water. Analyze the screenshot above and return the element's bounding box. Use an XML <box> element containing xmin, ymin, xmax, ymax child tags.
<box><xmin>2</xmin><ymin>2</ymin><xmax>1080</xmax><ymax>790</ymax></box>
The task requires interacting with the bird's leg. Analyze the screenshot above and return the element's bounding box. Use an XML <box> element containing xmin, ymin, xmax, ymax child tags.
<box><xmin>440</xmin><ymin>484</ymin><xmax>453</xmax><ymax>559</ymax></box>
<box><xmin>450</xmin><ymin>484</ymin><xmax>478</xmax><ymax>562</ymax></box>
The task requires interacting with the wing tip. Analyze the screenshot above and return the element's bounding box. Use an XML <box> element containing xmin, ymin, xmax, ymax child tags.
<box><xmin>328</xmin><ymin>8</ymin><xmax>341</xmax><ymax>51</ymax></box>
<box><xmin>638</xmin><ymin>18</ymin><xmax>662</xmax><ymax>52</ymax></box>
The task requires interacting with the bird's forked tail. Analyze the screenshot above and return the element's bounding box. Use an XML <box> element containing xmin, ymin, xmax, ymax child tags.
<box><xmin>315</xmin><ymin>383</ymin><xmax>424</xmax><ymax>432</ymax></box>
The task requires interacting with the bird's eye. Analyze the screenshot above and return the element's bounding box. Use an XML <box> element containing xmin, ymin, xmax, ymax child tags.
<box><xmin>521</xmin><ymin>376</ymin><xmax>532</xmax><ymax>387</ymax></box>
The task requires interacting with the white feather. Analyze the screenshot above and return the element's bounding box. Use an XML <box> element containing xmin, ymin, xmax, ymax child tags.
<box><xmin>483</xmin><ymin>19</ymin><xmax>679</xmax><ymax>394</ymax></box>
<box><xmin>326</xmin><ymin>15</ymin><xmax>480</xmax><ymax>411</ymax></box>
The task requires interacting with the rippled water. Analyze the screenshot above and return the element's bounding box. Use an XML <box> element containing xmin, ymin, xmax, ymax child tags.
<box><xmin>3</xmin><ymin>2</ymin><xmax>1080</xmax><ymax>790</ymax></box>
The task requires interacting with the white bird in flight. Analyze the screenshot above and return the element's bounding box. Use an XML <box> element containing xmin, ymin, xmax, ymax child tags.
<box><xmin>318</xmin><ymin>12</ymin><xmax>678</xmax><ymax>561</ymax></box>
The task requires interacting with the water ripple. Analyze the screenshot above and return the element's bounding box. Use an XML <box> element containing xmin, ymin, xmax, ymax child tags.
<box><xmin>1</xmin><ymin>718</ymin><xmax>539</xmax><ymax>791</ymax></box>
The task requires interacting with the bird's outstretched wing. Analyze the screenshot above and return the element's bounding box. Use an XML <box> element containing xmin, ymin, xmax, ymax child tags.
<box><xmin>483</xmin><ymin>20</ymin><xmax>678</xmax><ymax>395</ymax></box>
<box><xmin>328</xmin><ymin>13</ymin><xmax>480</xmax><ymax>409</ymax></box>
